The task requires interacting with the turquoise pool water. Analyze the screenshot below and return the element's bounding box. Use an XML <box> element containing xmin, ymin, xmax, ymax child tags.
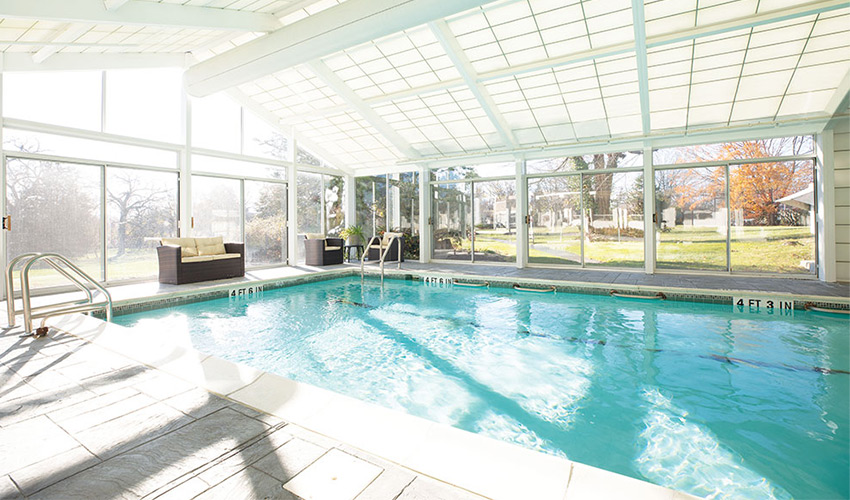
<box><xmin>115</xmin><ymin>277</ymin><xmax>849</xmax><ymax>499</ymax></box>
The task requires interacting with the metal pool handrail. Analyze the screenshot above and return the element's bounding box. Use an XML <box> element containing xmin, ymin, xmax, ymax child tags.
<box><xmin>10</xmin><ymin>253</ymin><xmax>113</xmax><ymax>335</ymax></box>
<box><xmin>360</xmin><ymin>235</ymin><xmax>402</xmax><ymax>285</ymax></box>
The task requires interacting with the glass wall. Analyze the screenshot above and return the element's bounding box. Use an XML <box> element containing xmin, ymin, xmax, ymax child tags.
<box><xmin>433</xmin><ymin>183</ymin><xmax>472</xmax><ymax>260</ymax></box>
<box><xmin>245</xmin><ymin>181</ymin><xmax>287</xmax><ymax>267</ymax></box>
<box><xmin>6</xmin><ymin>159</ymin><xmax>103</xmax><ymax>288</ymax></box>
<box><xmin>527</xmin><ymin>152</ymin><xmax>644</xmax><ymax>268</ymax></box>
<box><xmin>191</xmin><ymin>176</ymin><xmax>242</xmax><ymax>243</ymax></box>
<box><xmin>654</xmin><ymin>137</ymin><xmax>817</xmax><ymax>275</ymax></box>
<box><xmin>106</xmin><ymin>168</ymin><xmax>178</xmax><ymax>281</ymax></box>
<box><xmin>355</xmin><ymin>172</ymin><xmax>420</xmax><ymax>260</ymax></box>
<box><xmin>655</xmin><ymin>167</ymin><xmax>727</xmax><ymax>271</ymax></box>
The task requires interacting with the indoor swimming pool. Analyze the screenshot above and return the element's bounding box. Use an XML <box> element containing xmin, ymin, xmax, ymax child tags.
<box><xmin>114</xmin><ymin>276</ymin><xmax>849</xmax><ymax>499</ymax></box>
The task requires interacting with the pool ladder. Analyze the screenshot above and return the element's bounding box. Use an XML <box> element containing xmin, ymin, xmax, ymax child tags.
<box><xmin>6</xmin><ymin>253</ymin><xmax>113</xmax><ymax>336</ymax></box>
<box><xmin>360</xmin><ymin>235</ymin><xmax>402</xmax><ymax>285</ymax></box>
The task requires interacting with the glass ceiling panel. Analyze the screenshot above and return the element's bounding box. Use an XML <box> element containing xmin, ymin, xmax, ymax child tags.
<box><xmin>323</xmin><ymin>25</ymin><xmax>458</xmax><ymax>101</ymax></box>
<box><xmin>239</xmin><ymin>65</ymin><xmax>344</xmax><ymax>121</ymax></box>
<box><xmin>375</xmin><ymin>87</ymin><xmax>499</xmax><ymax>156</ymax></box>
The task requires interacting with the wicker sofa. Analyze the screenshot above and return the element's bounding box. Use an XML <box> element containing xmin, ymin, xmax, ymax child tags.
<box><xmin>157</xmin><ymin>236</ymin><xmax>245</xmax><ymax>284</ymax></box>
<box><xmin>303</xmin><ymin>233</ymin><xmax>344</xmax><ymax>266</ymax></box>
<box><xmin>367</xmin><ymin>232</ymin><xmax>404</xmax><ymax>262</ymax></box>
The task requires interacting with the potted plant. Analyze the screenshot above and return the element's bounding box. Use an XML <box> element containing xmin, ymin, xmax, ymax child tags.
<box><xmin>340</xmin><ymin>225</ymin><xmax>365</xmax><ymax>246</ymax></box>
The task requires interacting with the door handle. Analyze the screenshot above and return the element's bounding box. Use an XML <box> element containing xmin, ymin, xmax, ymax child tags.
<box><xmin>2</xmin><ymin>215</ymin><xmax>10</xmax><ymax>231</ymax></box>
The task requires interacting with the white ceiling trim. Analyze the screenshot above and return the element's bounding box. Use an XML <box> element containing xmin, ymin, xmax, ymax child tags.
<box><xmin>429</xmin><ymin>19</ymin><xmax>517</xmax><ymax>149</ymax></box>
<box><xmin>2</xmin><ymin>52</ymin><xmax>187</xmax><ymax>71</ymax></box>
<box><xmin>0</xmin><ymin>0</ymin><xmax>281</xmax><ymax>31</ymax></box>
<box><xmin>183</xmin><ymin>0</ymin><xmax>500</xmax><ymax>97</ymax></box>
<box><xmin>307</xmin><ymin>60</ymin><xmax>421</xmax><ymax>161</ymax></box>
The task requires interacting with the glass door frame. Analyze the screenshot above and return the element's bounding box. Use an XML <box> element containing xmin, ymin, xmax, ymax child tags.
<box><xmin>652</xmin><ymin>155</ymin><xmax>819</xmax><ymax>277</ymax></box>
<box><xmin>526</xmin><ymin>165</ymin><xmax>644</xmax><ymax>269</ymax></box>
<box><xmin>429</xmin><ymin>175</ymin><xmax>514</xmax><ymax>264</ymax></box>
<box><xmin>4</xmin><ymin>151</ymin><xmax>182</xmax><ymax>295</ymax></box>
<box><xmin>190</xmin><ymin>171</ymin><xmax>288</xmax><ymax>268</ymax></box>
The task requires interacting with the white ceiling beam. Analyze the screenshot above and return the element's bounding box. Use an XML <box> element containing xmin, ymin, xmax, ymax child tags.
<box><xmin>631</xmin><ymin>0</ymin><xmax>651</xmax><ymax>136</ymax></box>
<box><xmin>307</xmin><ymin>60</ymin><xmax>421</xmax><ymax>160</ymax></box>
<box><xmin>103</xmin><ymin>0</ymin><xmax>130</xmax><ymax>11</ymax></box>
<box><xmin>429</xmin><ymin>20</ymin><xmax>516</xmax><ymax>149</ymax></box>
<box><xmin>183</xmin><ymin>0</ymin><xmax>500</xmax><ymax>97</ymax></box>
<box><xmin>32</xmin><ymin>24</ymin><xmax>93</xmax><ymax>64</ymax></box>
<box><xmin>3</xmin><ymin>52</ymin><xmax>187</xmax><ymax>71</ymax></box>
<box><xmin>225</xmin><ymin>87</ymin><xmax>354</xmax><ymax>175</ymax></box>
<box><xmin>0</xmin><ymin>0</ymin><xmax>281</xmax><ymax>31</ymax></box>
<box><xmin>824</xmin><ymin>67</ymin><xmax>850</xmax><ymax>119</ymax></box>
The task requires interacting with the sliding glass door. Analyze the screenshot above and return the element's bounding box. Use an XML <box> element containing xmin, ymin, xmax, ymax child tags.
<box><xmin>432</xmin><ymin>182</ymin><xmax>472</xmax><ymax>261</ymax></box>
<box><xmin>245</xmin><ymin>180</ymin><xmax>287</xmax><ymax>267</ymax></box>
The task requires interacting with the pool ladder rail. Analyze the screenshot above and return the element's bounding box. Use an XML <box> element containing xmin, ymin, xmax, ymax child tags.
<box><xmin>6</xmin><ymin>253</ymin><xmax>113</xmax><ymax>337</ymax></box>
<box><xmin>360</xmin><ymin>234</ymin><xmax>402</xmax><ymax>285</ymax></box>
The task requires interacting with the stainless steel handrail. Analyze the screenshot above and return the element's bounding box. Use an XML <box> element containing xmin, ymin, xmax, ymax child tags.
<box><xmin>10</xmin><ymin>253</ymin><xmax>113</xmax><ymax>334</ymax></box>
<box><xmin>6</xmin><ymin>252</ymin><xmax>94</xmax><ymax>326</ymax></box>
<box><xmin>360</xmin><ymin>235</ymin><xmax>402</xmax><ymax>284</ymax></box>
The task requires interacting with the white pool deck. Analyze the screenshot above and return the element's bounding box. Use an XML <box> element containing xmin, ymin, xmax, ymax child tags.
<box><xmin>2</xmin><ymin>262</ymin><xmax>847</xmax><ymax>499</ymax></box>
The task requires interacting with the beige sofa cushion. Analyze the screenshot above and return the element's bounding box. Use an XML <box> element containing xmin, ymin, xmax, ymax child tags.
<box><xmin>210</xmin><ymin>253</ymin><xmax>241</xmax><ymax>260</ymax></box>
<box><xmin>162</xmin><ymin>237</ymin><xmax>198</xmax><ymax>258</ymax></box>
<box><xmin>195</xmin><ymin>236</ymin><xmax>226</xmax><ymax>256</ymax></box>
<box><xmin>305</xmin><ymin>233</ymin><xmax>325</xmax><ymax>240</ymax></box>
<box><xmin>181</xmin><ymin>255</ymin><xmax>214</xmax><ymax>263</ymax></box>
<box><xmin>325</xmin><ymin>246</ymin><xmax>342</xmax><ymax>251</ymax></box>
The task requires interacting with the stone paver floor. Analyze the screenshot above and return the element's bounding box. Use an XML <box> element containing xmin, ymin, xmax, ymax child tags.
<box><xmin>0</xmin><ymin>327</ymin><xmax>483</xmax><ymax>500</ymax></box>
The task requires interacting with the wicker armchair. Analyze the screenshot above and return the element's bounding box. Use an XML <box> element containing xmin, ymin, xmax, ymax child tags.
<box><xmin>303</xmin><ymin>234</ymin><xmax>344</xmax><ymax>266</ymax></box>
<box><xmin>367</xmin><ymin>232</ymin><xmax>404</xmax><ymax>262</ymax></box>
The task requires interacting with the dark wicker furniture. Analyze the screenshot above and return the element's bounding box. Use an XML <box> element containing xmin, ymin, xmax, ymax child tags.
<box><xmin>304</xmin><ymin>236</ymin><xmax>344</xmax><ymax>266</ymax></box>
<box><xmin>157</xmin><ymin>238</ymin><xmax>245</xmax><ymax>285</ymax></box>
<box><xmin>367</xmin><ymin>232</ymin><xmax>404</xmax><ymax>262</ymax></box>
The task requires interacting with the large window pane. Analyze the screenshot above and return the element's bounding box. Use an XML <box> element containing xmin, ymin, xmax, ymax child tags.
<box><xmin>243</xmin><ymin>113</ymin><xmax>287</xmax><ymax>160</ymax></box>
<box><xmin>191</xmin><ymin>93</ymin><xmax>241</xmax><ymax>153</ymax></box>
<box><xmin>245</xmin><ymin>181</ymin><xmax>287</xmax><ymax>267</ymax></box>
<box><xmin>4</xmin><ymin>129</ymin><xmax>177</xmax><ymax>169</ymax></box>
<box><xmin>6</xmin><ymin>158</ymin><xmax>102</xmax><ymax>288</ymax></box>
<box><xmin>583</xmin><ymin>172</ymin><xmax>644</xmax><ymax>268</ymax></box>
<box><xmin>355</xmin><ymin>175</ymin><xmax>387</xmax><ymax>238</ymax></box>
<box><xmin>388</xmin><ymin>172</ymin><xmax>420</xmax><ymax>260</ymax></box>
<box><xmin>528</xmin><ymin>176</ymin><xmax>582</xmax><ymax>265</ymax></box>
<box><xmin>474</xmin><ymin>180</ymin><xmax>516</xmax><ymax>262</ymax></box>
<box><xmin>653</xmin><ymin>136</ymin><xmax>814</xmax><ymax>165</ymax></box>
<box><xmin>655</xmin><ymin>167</ymin><xmax>727</xmax><ymax>271</ymax></box>
<box><xmin>432</xmin><ymin>183</ymin><xmax>472</xmax><ymax>261</ymax></box>
<box><xmin>527</xmin><ymin>151</ymin><xmax>642</xmax><ymax>174</ymax></box>
<box><xmin>191</xmin><ymin>176</ymin><xmax>241</xmax><ymax>243</ymax></box>
<box><xmin>3</xmin><ymin>71</ymin><xmax>102</xmax><ymax>131</ymax></box>
<box><xmin>105</xmin><ymin>68</ymin><xmax>182</xmax><ymax>143</ymax></box>
<box><xmin>107</xmin><ymin>169</ymin><xmax>178</xmax><ymax>281</ymax></box>
<box><xmin>324</xmin><ymin>175</ymin><xmax>344</xmax><ymax>236</ymax></box>
<box><xmin>296</xmin><ymin>172</ymin><xmax>322</xmax><ymax>264</ymax></box>
<box><xmin>730</xmin><ymin>160</ymin><xmax>815</xmax><ymax>274</ymax></box>
<box><xmin>431</xmin><ymin>162</ymin><xmax>515</xmax><ymax>181</ymax></box>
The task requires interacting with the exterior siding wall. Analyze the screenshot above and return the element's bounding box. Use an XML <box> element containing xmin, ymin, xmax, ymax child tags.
<box><xmin>834</xmin><ymin>111</ymin><xmax>850</xmax><ymax>282</ymax></box>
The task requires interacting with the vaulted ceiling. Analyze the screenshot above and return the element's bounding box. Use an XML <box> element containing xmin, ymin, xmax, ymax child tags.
<box><xmin>0</xmin><ymin>0</ymin><xmax>848</xmax><ymax>172</ymax></box>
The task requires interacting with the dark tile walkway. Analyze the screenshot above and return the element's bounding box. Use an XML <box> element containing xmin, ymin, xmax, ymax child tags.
<box><xmin>0</xmin><ymin>327</ymin><xmax>483</xmax><ymax>500</ymax></box>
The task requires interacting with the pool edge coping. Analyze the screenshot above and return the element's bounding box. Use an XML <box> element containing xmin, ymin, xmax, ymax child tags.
<box><xmin>49</xmin><ymin>311</ymin><xmax>700</xmax><ymax>500</ymax></box>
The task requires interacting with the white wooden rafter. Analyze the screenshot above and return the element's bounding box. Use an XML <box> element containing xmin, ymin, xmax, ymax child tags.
<box><xmin>631</xmin><ymin>0</ymin><xmax>651</xmax><ymax>136</ymax></box>
<box><xmin>307</xmin><ymin>60</ymin><xmax>422</xmax><ymax>160</ymax></box>
<box><xmin>429</xmin><ymin>19</ymin><xmax>517</xmax><ymax>149</ymax></box>
<box><xmin>4</xmin><ymin>52</ymin><xmax>186</xmax><ymax>71</ymax></box>
<box><xmin>0</xmin><ymin>0</ymin><xmax>281</xmax><ymax>31</ymax></box>
<box><xmin>103</xmin><ymin>0</ymin><xmax>130</xmax><ymax>11</ymax></box>
<box><xmin>32</xmin><ymin>24</ymin><xmax>93</xmax><ymax>64</ymax></box>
